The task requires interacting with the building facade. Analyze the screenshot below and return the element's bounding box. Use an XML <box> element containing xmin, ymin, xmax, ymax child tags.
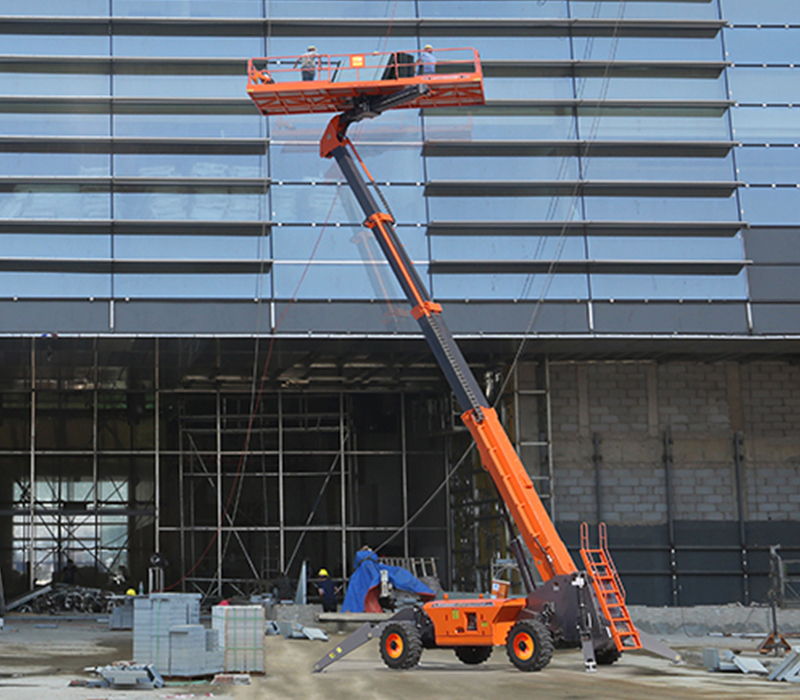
<box><xmin>0</xmin><ymin>0</ymin><xmax>798</xmax><ymax>606</ymax></box>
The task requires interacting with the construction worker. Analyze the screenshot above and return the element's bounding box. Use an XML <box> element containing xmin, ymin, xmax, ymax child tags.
<box><xmin>295</xmin><ymin>45</ymin><xmax>319</xmax><ymax>81</ymax></box>
<box><xmin>419</xmin><ymin>44</ymin><xmax>436</xmax><ymax>75</ymax></box>
<box><xmin>317</xmin><ymin>568</ymin><xmax>339</xmax><ymax>612</ymax></box>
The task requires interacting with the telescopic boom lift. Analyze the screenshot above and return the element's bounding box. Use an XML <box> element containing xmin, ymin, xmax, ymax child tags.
<box><xmin>247</xmin><ymin>48</ymin><xmax>679</xmax><ymax>673</ymax></box>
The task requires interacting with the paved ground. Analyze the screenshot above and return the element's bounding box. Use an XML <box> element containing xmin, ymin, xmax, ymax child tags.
<box><xmin>0</xmin><ymin>614</ymin><xmax>798</xmax><ymax>700</ymax></box>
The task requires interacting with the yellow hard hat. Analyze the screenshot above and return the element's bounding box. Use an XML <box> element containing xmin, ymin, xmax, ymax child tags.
<box><xmin>318</xmin><ymin>568</ymin><xmax>329</xmax><ymax>577</ymax></box>
<box><xmin>126</xmin><ymin>588</ymin><xmax>137</xmax><ymax>596</ymax></box>
<box><xmin>308</xmin><ymin>45</ymin><xmax>316</xmax><ymax>51</ymax></box>
<box><xmin>423</xmin><ymin>44</ymin><xmax>433</xmax><ymax>51</ymax></box>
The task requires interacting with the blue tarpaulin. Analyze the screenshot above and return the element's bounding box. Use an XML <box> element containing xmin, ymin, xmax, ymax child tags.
<box><xmin>342</xmin><ymin>549</ymin><xmax>435</xmax><ymax>613</ymax></box>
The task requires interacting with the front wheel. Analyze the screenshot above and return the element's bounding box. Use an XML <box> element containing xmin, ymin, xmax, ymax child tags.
<box><xmin>379</xmin><ymin>621</ymin><xmax>423</xmax><ymax>670</ymax></box>
<box><xmin>454</xmin><ymin>646</ymin><xmax>493</xmax><ymax>665</ymax></box>
<box><xmin>505</xmin><ymin>619</ymin><xmax>554</xmax><ymax>672</ymax></box>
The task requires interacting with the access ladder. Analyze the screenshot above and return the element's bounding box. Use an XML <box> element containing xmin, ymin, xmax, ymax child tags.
<box><xmin>580</xmin><ymin>522</ymin><xmax>642</xmax><ymax>651</ymax></box>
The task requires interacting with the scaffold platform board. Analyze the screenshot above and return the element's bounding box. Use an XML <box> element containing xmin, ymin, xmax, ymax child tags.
<box><xmin>247</xmin><ymin>48</ymin><xmax>484</xmax><ymax>116</ymax></box>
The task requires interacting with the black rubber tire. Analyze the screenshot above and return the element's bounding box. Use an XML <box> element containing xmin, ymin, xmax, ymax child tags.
<box><xmin>454</xmin><ymin>646</ymin><xmax>493</xmax><ymax>665</ymax></box>
<box><xmin>595</xmin><ymin>645</ymin><xmax>622</xmax><ymax>666</ymax></box>
<box><xmin>505</xmin><ymin>619</ymin><xmax>554</xmax><ymax>672</ymax></box>
<box><xmin>379</xmin><ymin>621</ymin><xmax>423</xmax><ymax>670</ymax></box>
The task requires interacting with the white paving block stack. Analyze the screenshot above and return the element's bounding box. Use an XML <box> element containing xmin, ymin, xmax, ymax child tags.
<box><xmin>133</xmin><ymin>593</ymin><xmax>203</xmax><ymax>673</ymax></box>
<box><xmin>168</xmin><ymin>625</ymin><xmax>224</xmax><ymax>677</ymax></box>
<box><xmin>212</xmin><ymin>605</ymin><xmax>265</xmax><ymax>673</ymax></box>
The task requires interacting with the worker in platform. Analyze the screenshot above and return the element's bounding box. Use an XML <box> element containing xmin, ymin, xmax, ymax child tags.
<box><xmin>295</xmin><ymin>45</ymin><xmax>319</xmax><ymax>81</ymax></box>
<box><xmin>317</xmin><ymin>568</ymin><xmax>339</xmax><ymax>612</ymax></box>
<box><xmin>419</xmin><ymin>44</ymin><xmax>437</xmax><ymax>75</ymax></box>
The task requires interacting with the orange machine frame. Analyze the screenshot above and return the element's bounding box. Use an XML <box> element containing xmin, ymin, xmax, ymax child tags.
<box><xmin>246</xmin><ymin>47</ymin><xmax>484</xmax><ymax>116</ymax></box>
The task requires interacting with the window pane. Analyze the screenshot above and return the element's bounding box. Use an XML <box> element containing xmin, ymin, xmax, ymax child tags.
<box><xmin>273</xmin><ymin>225</ymin><xmax>428</xmax><ymax>261</ymax></box>
<box><xmin>114</xmin><ymin>154</ymin><xmax>264</xmax><ymax>179</ymax></box>
<box><xmin>274</xmin><ymin>262</ymin><xmax>408</xmax><ymax>299</ymax></box>
<box><xmin>591</xmin><ymin>272</ymin><xmax>748</xmax><ymax>300</ymax></box>
<box><xmin>3</xmin><ymin>114</ymin><xmax>109</xmax><ymax>138</ymax></box>
<box><xmin>113</xmin><ymin>35</ymin><xmax>262</xmax><ymax>58</ymax></box>
<box><xmin>0</xmin><ymin>274</ymin><xmax>111</xmax><ymax>298</ymax></box>
<box><xmin>418</xmin><ymin>1</ymin><xmax>567</xmax><ymax>19</ymax></box>
<box><xmin>576</xmin><ymin>77</ymin><xmax>726</xmax><ymax>101</ymax></box>
<box><xmin>113</xmin><ymin>0</ymin><xmax>264</xmax><ymax>17</ymax></box>
<box><xmin>432</xmin><ymin>273</ymin><xmax>588</xmax><ymax>300</ymax></box>
<box><xmin>0</xmin><ymin>0</ymin><xmax>106</xmax><ymax>13</ymax></box>
<box><xmin>0</xmin><ymin>192</ymin><xmax>110</xmax><ymax>219</ymax></box>
<box><xmin>721</xmin><ymin>0</ymin><xmax>800</xmax><ymax>24</ymax></box>
<box><xmin>0</xmin><ymin>154</ymin><xmax>109</xmax><ymax>177</ymax></box>
<box><xmin>114</xmin><ymin>236</ymin><xmax>264</xmax><ymax>260</ymax></box>
<box><xmin>268</xmin><ymin>0</ymin><xmax>415</xmax><ymax>18</ymax></box>
<box><xmin>0</xmin><ymin>34</ymin><xmax>109</xmax><ymax>55</ymax></box>
<box><xmin>0</xmin><ymin>73</ymin><xmax>109</xmax><ymax>97</ymax></box>
<box><xmin>270</xmin><ymin>108</ymin><xmax>420</xmax><ymax>143</ymax></box>
<box><xmin>114</xmin><ymin>193</ymin><xmax>265</xmax><ymax>221</ymax></box>
<box><xmin>586</xmin><ymin>155</ymin><xmax>734</xmax><ymax>182</ymax></box>
<box><xmin>571</xmin><ymin>2</ymin><xmax>718</xmax><ymax>20</ymax></box>
<box><xmin>425</xmin><ymin>115</ymin><xmax>577</xmax><ymax>141</ymax></box>
<box><xmin>114</xmin><ymin>114</ymin><xmax>264</xmax><ymax>139</ymax></box>
<box><xmin>113</xmin><ymin>74</ymin><xmax>243</xmax><ymax>98</ymax></box>
<box><xmin>588</xmin><ymin>236</ymin><xmax>745</xmax><ymax>261</ymax></box>
<box><xmin>584</xmin><ymin>196</ymin><xmax>738</xmax><ymax>221</ymax></box>
<box><xmin>427</xmin><ymin>156</ymin><xmax>579</xmax><ymax>181</ymax></box>
<box><xmin>724</xmin><ymin>28</ymin><xmax>797</xmax><ymax>64</ymax></box>
<box><xmin>115</xmin><ymin>273</ymin><xmax>269</xmax><ymax>298</ymax></box>
<box><xmin>731</xmin><ymin>106</ymin><xmax>800</xmax><ymax>143</ymax></box>
<box><xmin>579</xmin><ymin>115</ymin><xmax>730</xmax><ymax>141</ymax></box>
<box><xmin>0</xmin><ymin>234</ymin><xmax>110</xmax><ymax>258</ymax></box>
<box><xmin>428</xmin><ymin>195</ymin><xmax>581</xmax><ymax>222</ymax></box>
<box><xmin>419</xmin><ymin>36</ymin><xmax>570</xmax><ymax>61</ymax></box>
<box><xmin>728</xmin><ymin>68</ymin><xmax>800</xmax><ymax>104</ymax></box>
<box><xmin>735</xmin><ymin>146</ymin><xmax>800</xmax><ymax>182</ymax></box>
<box><xmin>272</xmin><ymin>143</ymin><xmax>423</xmax><ymax>183</ymax></box>
<box><xmin>740</xmin><ymin>187</ymin><xmax>800</xmax><ymax>224</ymax></box>
<box><xmin>484</xmin><ymin>77</ymin><xmax>573</xmax><ymax>101</ymax></box>
<box><xmin>431</xmin><ymin>235</ymin><xmax>585</xmax><ymax>261</ymax></box>
<box><xmin>573</xmin><ymin>37</ymin><xmax>722</xmax><ymax>62</ymax></box>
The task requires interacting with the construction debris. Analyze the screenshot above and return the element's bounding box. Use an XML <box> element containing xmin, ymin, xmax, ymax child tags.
<box><xmin>71</xmin><ymin>661</ymin><xmax>165</xmax><ymax>689</ymax></box>
<box><xmin>768</xmin><ymin>650</ymin><xmax>800</xmax><ymax>683</ymax></box>
<box><xmin>703</xmin><ymin>648</ymin><xmax>768</xmax><ymax>675</ymax></box>
<box><xmin>211</xmin><ymin>673</ymin><xmax>252</xmax><ymax>685</ymax></box>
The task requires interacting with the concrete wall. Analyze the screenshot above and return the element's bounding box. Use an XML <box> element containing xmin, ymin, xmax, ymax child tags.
<box><xmin>517</xmin><ymin>360</ymin><xmax>800</xmax><ymax>605</ymax></box>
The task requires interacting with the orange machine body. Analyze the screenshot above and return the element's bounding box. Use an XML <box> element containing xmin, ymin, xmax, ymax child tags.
<box><xmin>246</xmin><ymin>47</ymin><xmax>484</xmax><ymax>116</ymax></box>
<box><xmin>423</xmin><ymin>596</ymin><xmax>527</xmax><ymax>647</ymax></box>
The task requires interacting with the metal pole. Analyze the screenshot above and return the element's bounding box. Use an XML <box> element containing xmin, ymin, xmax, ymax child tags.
<box><xmin>734</xmin><ymin>432</ymin><xmax>749</xmax><ymax>603</ymax></box>
<box><xmin>401</xmin><ymin>393</ymin><xmax>409</xmax><ymax>558</ymax></box>
<box><xmin>154</xmin><ymin>339</ymin><xmax>161</xmax><ymax>569</ymax></box>
<box><xmin>278</xmin><ymin>391</ymin><xmax>285</xmax><ymax>573</ymax></box>
<box><xmin>28</xmin><ymin>339</ymin><xmax>36</xmax><ymax>590</ymax></box>
<box><xmin>544</xmin><ymin>357</ymin><xmax>555</xmax><ymax>521</ymax></box>
<box><xmin>593</xmin><ymin>433</ymin><xmax>602</xmax><ymax>522</ymax></box>
<box><xmin>216</xmin><ymin>390</ymin><xmax>222</xmax><ymax>597</ymax></box>
<box><xmin>93</xmin><ymin>341</ymin><xmax>99</xmax><ymax>581</ymax></box>
<box><xmin>663</xmin><ymin>428</ymin><xmax>678</xmax><ymax>606</ymax></box>
<box><xmin>339</xmin><ymin>393</ymin><xmax>347</xmax><ymax>577</ymax></box>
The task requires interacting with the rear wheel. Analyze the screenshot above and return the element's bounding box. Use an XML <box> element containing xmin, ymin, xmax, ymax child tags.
<box><xmin>595</xmin><ymin>645</ymin><xmax>621</xmax><ymax>665</ymax></box>
<box><xmin>379</xmin><ymin>621</ymin><xmax>423</xmax><ymax>670</ymax></box>
<box><xmin>505</xmin><ymin>619</ymin><xmax>554</xmax><ymax>672</ymax></box>
<box><xmin>454</xmin><ymin>646</ymin><xmax>493</xmax><ymax>665</ymax></box>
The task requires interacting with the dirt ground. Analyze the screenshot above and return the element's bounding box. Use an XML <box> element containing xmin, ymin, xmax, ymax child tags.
<box><xmin>0</xmin><ymin>615</ymin><xmax>798</xmax><ymax>700</ymax></box>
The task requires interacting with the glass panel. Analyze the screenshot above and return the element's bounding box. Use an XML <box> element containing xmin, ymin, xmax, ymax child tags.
<box><xmin>0</xmin><ymin>154</ymin><xmax>109</xmax><ymax>177</ymax></box>
<box><xmin>420</xmin><ymin>36</ymin><xmax>570</xmax><ymax>61</ymax></box>
<box><xmin>588</xmin><ymin>236</ymin><xmax>745</xmax><ymax>261</ymax></box>
<box><xmin>113</xmin><ymin>236</ymin><xmax>264</xmax><ymax>260</ymax></box>
<box><xmin>721</xmin><ymin>0</ymin><xmax>800</xmax><ymax>24</ymax></box>
<box><xmin>584</xmin><ymin>196</ymin><xmax>738</xmax><ymax>221</ymax></box>
<box><xmin>113</xmin><ymin>0</ymin><xmax>264</xmax><ymax>17</ymax></box>
<box><xmin>0</xmin><ymin>274</ymin><xmax>111</xmax><ymax>298</ymax></box>
<box><xmin>271</xmin><ymin>143</ymin><xmax>423</xmax><ymax>183</ymax></box>
<box><xmin>585</xmin><ymin>155</ymin><xmax>734</xmax><ymax>181</ymax></box>
<box><xmin>114</xmin><ymin>114</ymin><xmax>264</xmax><ymax>139</ymax></box>
<box><xmin>724</xmin><ymin>28</ymin><xmax>797</xmax><ymax>64</ymax></box>
<box><xmin>728</xmin><ymin>68</ymin><xmax>800</xmax><ymax>104</ymax></box>
<box><xmin>425</xmin><ymin>115</ymin><xmax>577</xmax><ymax>141</ymax></box>
<box><xmin>113</xmin><ymin>193</ymin><xmax>264</xmax><ymax>221</ymax></box>
<box><xmin>573</xmin><ymin>37</ymin><xmax>723</xmax><ymax>62</ymax></box>
<box><xmin>419</xmin><ymin>1</ymin><xmax>567</xmax><ymax>19</ymax></box>
<box><xmin>576</xmin><ymin>77</ymin><xmax>726</xmax><ymax>101</ymax></box>
<box><xmin>270</xmin><ymin>108</ymin><xmax>420</xmax><ymax>143</ymax></box>
<box><xmin>113</xmin><ymin>74</ymin><xmax>244</xmax><ymax>99</ymax></box>
<box><xmin>735</xmin><ymin>146</ymin><xmax>800</xmax><ymax>182</ymax></box>
<box><xmin>731</xmin><ymin>106</ymin><xmax>800</xmax><ymax>144</ymax></box>
<box><xmin>0</xmin><ymin>234</ymin><xmax>111</xmax><ymax>258</ymax></box>
<box><xmin>432</xmin><ymin>272</ymin><xmax>588</xmax><ymax>300</ymax></box>
<box><xmin>427</xmin><ymin>156</ymin><xmax>580</xmax><ymax>181</ymax></box>
<box><xmin>114</xmin><ymin>273</ymin><xmax>269</xmax><ymax>298</ymax></box>
<box><xmin>273</xmin><ymin>261</ymin><xmax>407</xmax><ymax>299</ymax></box>
<box><xmin>590</xmin><ymin>272</ymin><xmax>748</xmax><ymax>300</ymax></box>
<box><xmin>570</xmin><ymin>1</ymin><xmax>719</xmax><ymax>20</ymax></box>
<box><xmin>579</xmin><ymin>115</ymin><xmax>730</xmax><ymax>140</ymax></box>
<box><xmin>271</xmin><ymin>184</ymin><xmax>425</xmax><ymax>224</ymax></box>
<box><xmin>269</xmin><ymin>1</ymin><xmax>415</xmax><ymax>18</ymax></box>
<box><xmin>114</xmin><ymin>154</ymin><xmax>264</xmax><ymax>179</ymax></box>
<box><xmin>0</xmin><ymin>0</ymin><xmax>106</xmax><ymax>13</ymax></box>
<box><xmin>0</xmin><ymin>73</ymin><xmax>109</xmax><ymax>97</ymax></box>
<box><xmin>273</xmin><ymin>225</ymin><xmax>428</xmax><ymax>261</ymax></box>
<box><xmin>3</xmin><ymin>114</ymin><xmax>109</xmax><ymax>137</ymax></box>
<box><xmin>739</xmin><ymin>187</ymin><xmax>800</xmax><ymax>224</ymax></box>
<box><xmin>267</xmin><ymin>36</ymin><xmax>421</xmax><ymax>60</ymax></box>
<box><xmin>0</xmin><ymin>192</ymin><xmax>110</xmax><ymax>219</ymax></box>
<box><xmin>0</xmin><ymin>35</ymin><xmax>109</xmax><ymax>56</ymax></box>
<box><xmin>431</xmin><ymin>235</ymin><xmax>585</xmax><ymax>260</ymax></box>
<box><xmin>484</xmin><ymin>77</ymin><xmax>573</xmax><ymax>101</ymax></box>
<box><xmin>428</xmin><ymin>195</ymin><xmax>581</xmax><ymax>221</ymax></box>
<box><xmin>113</xmin><ymin>35</ymin><xmax>262</xmax><ymax>58</ymax></box>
